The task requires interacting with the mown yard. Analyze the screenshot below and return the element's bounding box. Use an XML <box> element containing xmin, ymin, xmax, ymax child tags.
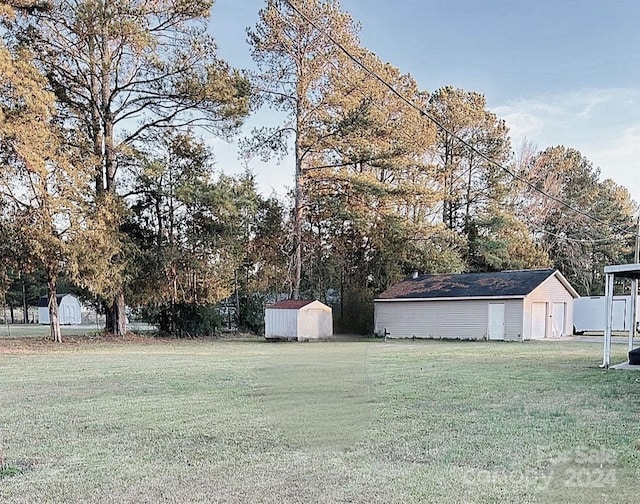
<box><xmin>1</xmin><ymin>335</ymin><xmax>639</xmax><ymax>503</ymax></box>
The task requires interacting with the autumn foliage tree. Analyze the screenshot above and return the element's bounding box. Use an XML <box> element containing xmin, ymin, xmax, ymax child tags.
<box><xmin>518</xmin><ymin>146</ymin><xmax>636</xmax><ymax>295</ymax></box>
<box><xmin>9</xmin><ymin>0</ymin><xmax>250</xmax><ymax>334</ymax></box>
<box><xmin>1</xmin><ymin>1</ymin><xmax>90</xmax><ymax>341</ymax></box>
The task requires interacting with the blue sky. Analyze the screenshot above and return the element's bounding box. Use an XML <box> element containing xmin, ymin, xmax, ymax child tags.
<box><xmin>209</xmin><ymin>0</ymin><xmax>640</xmax><ymax>204</ymax></box>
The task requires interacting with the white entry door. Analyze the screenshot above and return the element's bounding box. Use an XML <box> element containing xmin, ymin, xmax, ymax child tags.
<box><xmin>488</xmin><ymin>303</ymin><xmax>506</xmax><ymax>340</ymax></box>
<box><xmin>531</xmin><ymin>302</ymin><xmax>547</xmax><ymax>339</ymax></box>
<box><xmin>552</xmin><ymin>302</ymin><xmax>566</xmax><ymax>337</ymax></box>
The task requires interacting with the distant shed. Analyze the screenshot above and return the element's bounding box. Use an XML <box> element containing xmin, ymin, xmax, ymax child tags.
<box><xmin>38</xmin><ymin>294</ymin><xmax>82</xmax><ymax>325</ymax></box>
<box><xmin>375</xmin><ymin>269</ymin><xmax>578</xmax><ymax>341</ymax></box>
<box><xmin>265</xmin><ymin>300</ymin><xmax>333</xmax><ymax>341</ymax></box>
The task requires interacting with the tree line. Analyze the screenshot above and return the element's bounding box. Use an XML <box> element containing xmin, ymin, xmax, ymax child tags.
<box><xmin>1</xmin><ymin>0</ymin><xmax>636</xmax><ymax>339</ymax></box>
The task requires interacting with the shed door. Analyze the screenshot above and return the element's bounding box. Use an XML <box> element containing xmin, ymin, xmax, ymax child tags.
<box><xmin>552</xmin><ymin>302</ymin><xmax>566</xmax><ymax>337</ymax></box>
<box><xmin>531</xmin><ymin>302</ymin><xmax>547</xmax><ymax>339</ymax></box>
<box><xmin>306</xmin><ymin>309</ymin><xmax>324</xmax><ymax>338</ymax></box>
<box><xmin>64</xmin><ymin>303</ymin><xmax>73</xmax><ymax>324</ymax></box>
<box><xmin>488</xmin><ymin>303</ymin><xmax>505</xmax><ymax>340</ymax></box>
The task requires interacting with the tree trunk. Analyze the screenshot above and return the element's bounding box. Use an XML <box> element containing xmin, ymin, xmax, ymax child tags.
<box><xmin>293</xmin><ymin>179</ymin><xmax>303</xmax><ymax>300</ymax></box>
<box><xmin>99</xmin><ymin>13</ymin><xmax>125</xmax><ymax>335</ymax></box>
<box><xmin>292</xmin><ymin>97</ymin><xmax>303</xmax><ymax>300</ymax></box>
<box><xmin>106</xmin><ymin>290</ymin><xmax>127</xmax><ymax>336</ymax></box>
<box><xmin>22</xmin><ymin>280</ymin><xmax>28</xmax><ymax>324</ymax></box>
<box><xmin>105</xmin><ymin>300</ymin><xmax>112</xmax><ymax>331</ymax></box>
<box><xmin>47</xmin><ymin>280</ymin><xmax>62</xmax><ymax>343</ymax></box>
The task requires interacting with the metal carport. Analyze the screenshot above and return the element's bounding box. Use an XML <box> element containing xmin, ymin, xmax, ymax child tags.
<box><xmin>602</xmin><ymin>263</ymin><xmax>640</xmax><ymax>368</ymax></box>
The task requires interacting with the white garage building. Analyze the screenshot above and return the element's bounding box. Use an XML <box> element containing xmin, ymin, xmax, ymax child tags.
<box><xmin>374</xmin><ymin>269</ymin><xmax>578</xmax><ymax>341</ymax></box>
<box><xmin>265</xmin><ymin>300</ymin><xmax>333</xmax><ymax>341</ymax></box>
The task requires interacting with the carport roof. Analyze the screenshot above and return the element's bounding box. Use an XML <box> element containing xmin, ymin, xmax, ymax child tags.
<box><xmin>376</xmin><ymin>269</ymin><xmax>578</xmax><ymax>300</ymax></box>
<box><xmin>603</xmin><ymin>263</ymin><xmax>640</xmax><ymax>280</ymax></box>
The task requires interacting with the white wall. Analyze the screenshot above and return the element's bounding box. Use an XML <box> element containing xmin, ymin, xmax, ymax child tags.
<box><xmin>265</xmin><ymin>308</ymin><xmax>298</xmax><ymax>339</ymax></box>
<box><xmin>60</xmin><ymin>296</ymin><xmax>82</xmax><ymax>325</ymax></box>
<box><xmin>298</xmin><ymin>306</ymin><xmax>333</xmax><ymax>340</ymax></box>
<box><xmin>374</xmin><ymin>298</ymin><xmax>524</xmax><ymax>341</ymax></box>
<box><xmin>523</xmin><ymin>275</ymin><xmax>575</xmax><ymax>339</ymax></box>
<box><xmin>573</xmin><ymin>296</ymin><xmax>636</xmax><ymax>333</ymax></box>
<box><xmin>38</xmin><ymin>306</ymin><xmax>49</xmax><ymax>325</ymax></box>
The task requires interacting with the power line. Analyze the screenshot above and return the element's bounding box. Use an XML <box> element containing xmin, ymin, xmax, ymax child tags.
<box><xmin>535</xmin><ymin>228</ymin><xmax>636</xmax><ymax>244</ymax></box>
<box><xmin>281</xmin><ymin>0</ymin><xmax>636</xmax><ymax>238</ymax></box>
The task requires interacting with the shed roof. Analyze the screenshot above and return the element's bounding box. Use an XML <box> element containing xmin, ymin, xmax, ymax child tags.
<box><xmin>376</xmin><ymin>269</ymin><xmax>577</xmax><ymax>300</ymax></box>
<box><xmin>267</xmin><ymin>299</ymin><xmax>316</xmax><ymax>310</ymax></box>
<box><xmin>38</xmin><ymin>293</ymin><xmax>76</xmax><ymax>308</ymax></box>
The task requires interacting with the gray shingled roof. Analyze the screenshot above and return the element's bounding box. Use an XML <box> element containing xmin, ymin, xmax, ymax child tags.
<box><xmin>376</xmin><ymin>269</ymin><xmax>563</xmax><ymax>300</ymax></box>
<box><xmin>37</xmin><ymin>294</ymin><xmax>70</xmax><ymax>308</ymax></box>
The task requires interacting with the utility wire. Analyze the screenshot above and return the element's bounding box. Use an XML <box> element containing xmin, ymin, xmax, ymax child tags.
<box><xmin>281</xmin><ymin>0</ymin><xmax>636</xmax><ymax>238</ymax></box>
<box><xmin>535</xmin><ymin>228</ymin><xmax>635</xmax><ymax>245</ymax></box>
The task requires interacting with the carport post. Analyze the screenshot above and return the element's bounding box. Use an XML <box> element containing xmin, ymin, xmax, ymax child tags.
<box><xmin>602</xmin><ymin>272</ymin><xmax>614</xmax><ymax>368</ymax></box>
<box><xmin>630</xmin><ymin>280</ymin><xmax>637</xmax><ymax>353</ymax></box>
<box><xmin>630</xmin><ymin>224</ymin><xmax>639</xmax><ymax>352</ymax></box>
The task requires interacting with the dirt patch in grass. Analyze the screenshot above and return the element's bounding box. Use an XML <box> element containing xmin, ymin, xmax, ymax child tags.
<box><xmin>0</xmin><ymin>331</ymin><xmax>265</xmax><ymax>354</ymax></box>
<box><xmin>0</xmin><ymin>333</ymin><xmax>176</xmax><ymax>354</ymax></box>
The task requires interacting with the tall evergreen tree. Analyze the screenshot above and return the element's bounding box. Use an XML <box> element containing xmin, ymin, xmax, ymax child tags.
<box><xmin>246</xmin><ymin>0</ymin><xmax>360</xmax><ymax>299</ymax></box>
<box><xmin>427</xmin><ymin>87</ymin><xmax>512</xmax><ymax>232</ymax></box>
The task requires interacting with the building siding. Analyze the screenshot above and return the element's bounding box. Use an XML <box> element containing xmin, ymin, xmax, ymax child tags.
<box><xmin>265</xmin><ymin>308</ymin><xmax>298</xmax><ymax>339</ymax></box>
<box><xmin>374</xmin><ymin>298</ymin><xmax>524</xmax><ymax>341</ymax></box>
<box><xmin>505</xmin><ymin>300</ymin><xmax>524</xmax><ymax>340</ymax></box>
<box><xmin>523</xmin><ymin>275</ymin><xmax>575</xmax><ymax>339</ymax></box>
<box><xmin>298</xmin><ymin>306</ymin><xmax>333</xmax><ymax>340</ymax></box>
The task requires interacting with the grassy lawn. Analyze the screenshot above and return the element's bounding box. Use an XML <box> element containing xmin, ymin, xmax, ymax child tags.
<box><xmin>1</xmin><ymin>337</ymin><xmax>639</xmax><ymax>503</ymax></box>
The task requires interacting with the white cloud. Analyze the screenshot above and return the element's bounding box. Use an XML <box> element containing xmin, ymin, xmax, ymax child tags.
<box><xmin>491</xmin><ymin>88</ymin><xmax>640</xmax><ymax>203</ymax></box>
<box><xmin>588</xmin><ymin>126</ymin><xmax>640</xmax><ymax>198</ymax></box>
<box><xmin>494</xmin><ymin>110</ymin><xmax>544</xmax><ymax>140</ymax></box>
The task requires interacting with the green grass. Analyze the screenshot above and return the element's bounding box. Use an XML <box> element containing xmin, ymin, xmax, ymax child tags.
<box><xmin>1</xmin><ymin>338</ymin><xmax>639</xmax><ymax>503</ymax></box>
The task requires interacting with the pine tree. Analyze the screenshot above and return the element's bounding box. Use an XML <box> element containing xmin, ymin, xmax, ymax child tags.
<box><xmin>246</xmin><ymin>0</ymin><xmax>360</xmax><ymax>299</ymax></box>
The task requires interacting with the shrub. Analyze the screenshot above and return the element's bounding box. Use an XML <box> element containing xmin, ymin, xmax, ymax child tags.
<box><xmin>151</xmin><ymin>303</ymin><xmax>224</xmax><ymax>337</ymax></box>
<box><xmin>237</xmin><ymin>293</ymin><xmax>265</xmax><ymax>335</ymax></box>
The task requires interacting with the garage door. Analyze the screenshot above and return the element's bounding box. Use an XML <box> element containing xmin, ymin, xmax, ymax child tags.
<box><xmin>552</xmin><ymin>302</ymin><xmax>566</xmax><ymax>337</ymax></box>
<box><xmin>531</xmin><ymin>302</ymin><xmax>547</xmax><ymax>339</ymax></box>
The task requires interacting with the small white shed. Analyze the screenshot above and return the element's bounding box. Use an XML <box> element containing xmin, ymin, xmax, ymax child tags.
<box><xmin>265</xmin><ymin>300</ymin><xmax>333</xmax><ymax>341</ymax></box>
<box><xmin>38</xmin><ymin>293</ymin><xmax>82</xmax><ymax>325</ymax></box>
<box><xmin>375</xmin><ymin>269</ymin><xmax>578</xmax><ymax>341</ymax></box>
